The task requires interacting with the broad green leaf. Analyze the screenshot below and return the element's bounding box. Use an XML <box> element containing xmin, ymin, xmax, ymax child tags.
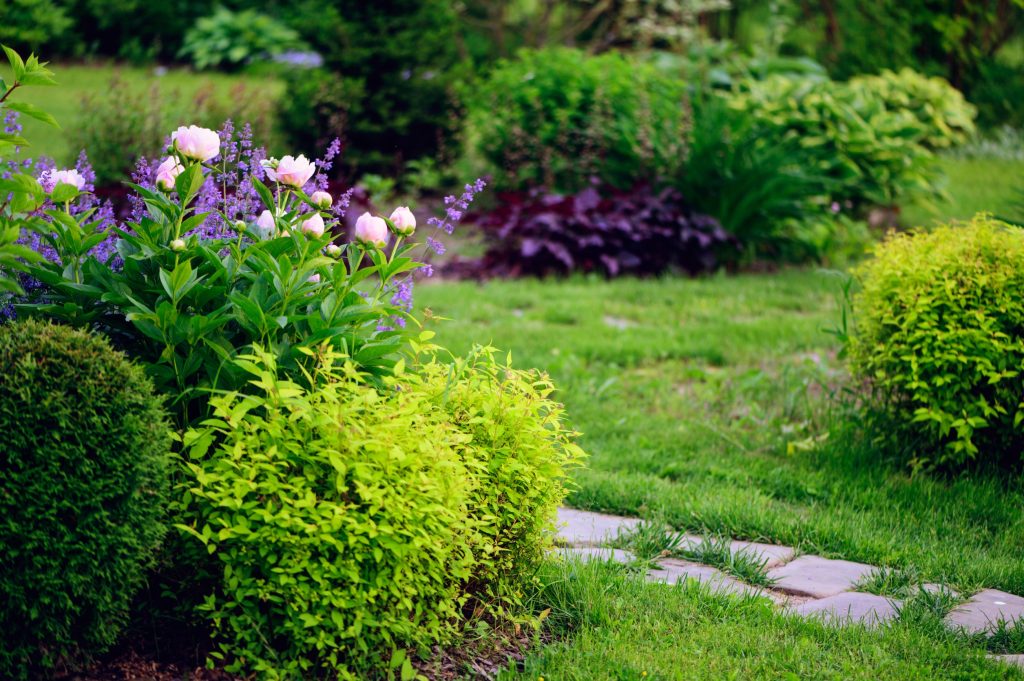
<box><xmin>4</xmin><ymin>101</ymin><xmax>59</xmax><ymax>128</ymax></box>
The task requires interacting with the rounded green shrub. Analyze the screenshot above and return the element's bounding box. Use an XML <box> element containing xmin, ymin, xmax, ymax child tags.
<box><xmin>0</xmin><ymin>319</ymin><xmax>171</xmax><ymax>679</ymax></box>
<box><xmin>176</xmin><ymin>346</ymin><xmax>583</xmax><ymax>678</ymax></box>
<box><xmin>467</xmin><ymin>47</ymin><xmax>689</xmax><ymax>192</ymax></box>
<box><xmin>848</xmin><ymin>215</ymin><xmax>1024</xmax><ymax>469</ymax></box>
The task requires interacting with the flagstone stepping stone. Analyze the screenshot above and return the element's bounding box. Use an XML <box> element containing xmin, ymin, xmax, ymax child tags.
<box><xmin>646</xmin><ymin>559</ymin><xmax>765</xmax><ymax>598</ymax></box>
<box><xmin>555</xmin><ymin>547</ymin><xmax>635</xmax><ymax>564</ymax></box>
<box><xmin>792</xmin><ymin>592</ymin><xmax>902</xmax><ymax>627</ymax></box>
<box><xmin>766</xmin><ymin>555</ymin><xmax>876</xmax><ymax>598</ymax></box>
<box><xmin>729</xmin><ymin>540</ymin><xmax>795</xmax><ymax>569</ymax></box>
<box><xmin>920</xmin><ymin>583</ymin><xmax>959</xmax><ymax>598</ymax></box>
<box><xmin>945</xmin><ymin>589</ymin><xmax>1024</xmax><ymax>634</ymax></box>
<box><xmin>988</xmin><ymin>655</ymin><xmax>1024</xmax><ymax>669</ymax></box>
<box><xmin>556</xmin><ymin>507</ymin><xmax>641</xmax><ymax>546</ymax></box>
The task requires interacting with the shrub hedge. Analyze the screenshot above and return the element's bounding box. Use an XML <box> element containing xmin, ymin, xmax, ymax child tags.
<box><xmin>848</xmin><ymin>215</ymin><xmax>1024</xmax><ymax>470</ymax></box>
<box><xmin>0</xmin><ymin>319</ymin><xmax>171</xmax><ymax>679</ymax></box>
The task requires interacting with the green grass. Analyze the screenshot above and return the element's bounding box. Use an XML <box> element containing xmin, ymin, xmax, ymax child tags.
<box><xmin>1</xmin><ymin>61</ymin><xmax>284</xmax><ymax>164</ymax></box>
<box><xmin>902</xmin><ymin>156</ymin><xmax>1024</xmax><ymax>227</ymax></box>
<box><xmin>417</xmin><ymin>269</ymin><xmax>1024</xmax><ymax>677</ymax></box>
<box><xmin>495</xmin><ymin>560</ymin><xmax>1022</xmax><ymax>680</ymax></box>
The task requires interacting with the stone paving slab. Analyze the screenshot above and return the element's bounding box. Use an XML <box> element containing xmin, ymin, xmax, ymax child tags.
<box><xmin>766</xmin><ymin>555</ymin><xmax>876</xmax><ymax>598</ymax></box>
<box><xmin>729</xmin><ymin>540</ymin><xmax>795</xmax><ymax>569</ymax></box>
<box><xmin>988</xmin><ymin>655</ymin><xmax>1024</xmax><ymax>669</ymax></box>
<box><xmin>792</xmin><ymin>592</ymin><xmax>901</xmax><ymax>627</ymax></box>
<box><xmin>920</xmin><ymin>582</ymin><xmax>959</xmax><ymax>598</ymax></box>
<box><xmin>946</xmin><ymin>589</ymin><xmax>1024</xmax><ymax>634</ymax></box>
<box><xmin>556</xmin><ymin>507</ymin><xmax>641</xmax><ymax>547</ymax></box>
<box><xmin>646</xmin><ymin>559</ymin><xmax>765</xmax><ymax>598</ymax></box>
<box><xmin>555</xmin><ymin>547</ymin><xmax>635</xmax><ymax>564</ymax></box>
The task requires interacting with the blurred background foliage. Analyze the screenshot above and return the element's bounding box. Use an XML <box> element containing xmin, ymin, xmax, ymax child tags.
<box><xmin>1</xmin><ymin>0</ymin><xmax>1022</xmax><ymax>269</ymax></box>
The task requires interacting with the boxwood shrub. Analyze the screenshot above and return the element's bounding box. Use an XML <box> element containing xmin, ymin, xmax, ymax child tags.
<box><xmin>848</xmin><ymin>215</ymin><xmax>1024</xmax><ymax>470</ymax></box>
<box><xmin>176</xmin><ymin>345</ymin><xmax>583</xmax><ymax>678</ymax></box>
<box><xmin>0</xmin><ymin>319</ymin><xmax>171</xmax><ymax>680</ymax></box>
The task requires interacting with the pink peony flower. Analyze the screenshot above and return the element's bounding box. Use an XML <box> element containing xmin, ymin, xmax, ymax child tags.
<box><xmin>353</xmin><ymin>212</ymin><xmax>390</xmax><ymax>248</ymax></box>
<box><xmin>42</xmin><ymin>168</ymin><xmax>86</xmax><ymax>192</ymax></box>
<box><xmin>266</xmin><ymin>154</ymin><xmax>315</xmax><ymax>189</ymax></box>
<box><xmin>171</xmin><ymin>125</ymin><xmax>220</xmax><ymax>162</ymax></box>
<box><xmin>389</xmin><ymin>206</ymin><xmax>416</xmax><ymax>236</ymax></box>
<box><xmin>154</xmin><ymin>156</ymin><xmax>185</xmax><ymax>191</ymax></box>
<box><xmin>301</xmin><ymin>212</ymin><xmax>326</xmax><ymax>237</ymax></box>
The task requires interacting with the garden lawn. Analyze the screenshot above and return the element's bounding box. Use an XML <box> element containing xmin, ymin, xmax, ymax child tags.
<box><xmin>901</xmin><ymin>156</ymin><xmax>1024</xmax><ymax>227</ymax></box>
<box><xmin>417</xmin><ymin>270</ymin><xmax>1024</xmax><ymax>677</ymax></box>
<box><xmin>418</xmin><ymin>271</ymin><xmax>1024</xmax><ymax>593</ymax></box>
<box><xmin>0</xmin><ymin>62</ymin><xmax>284</xmax><ymax>164</ymax></box>
<box><xmin>497</xmin><ymin>561</ymin><xmax>1021</xmax><ymax>680</ymax></box>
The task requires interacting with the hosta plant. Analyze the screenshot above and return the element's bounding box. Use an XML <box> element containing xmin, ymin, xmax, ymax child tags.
<box><xmin>849</xmin><ymin>68</ymin><xmax>977</xmax><ymax>150</ymax></box>
<box><xmin>728</xmin><ymin>74</ymin><xmax>942</xmax><ymax>212</ymax></box>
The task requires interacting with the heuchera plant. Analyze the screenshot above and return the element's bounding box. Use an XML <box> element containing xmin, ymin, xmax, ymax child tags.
<box><xmin>1</xmin><ymin>47</ymin><xmax>484</xmax><ymax>428</ymax></box>
<box><xmin>472</xmin><ymin>183</ymin><xmax>733</xmax><ymax>278</ymax></box>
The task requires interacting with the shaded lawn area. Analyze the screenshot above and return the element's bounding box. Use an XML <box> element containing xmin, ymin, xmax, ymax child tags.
<box><xmin>1</xmin><ymin>61</ymin><xmax>284</xmax><ymax>164</ymax></box>
<box><xmin>417</xmin><ymin>271</ymin><xmax>1024</xmax><ymax>596</ymax></box>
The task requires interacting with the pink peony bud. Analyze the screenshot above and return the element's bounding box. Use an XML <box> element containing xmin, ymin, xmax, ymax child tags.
<box><xmin>256</xmin><ymin>210</ymin><xmax>275</xmax><ymax>234</ymax></box>
<box><xmin>308</xmin><ymin>273</ymin><xmax>321</xmax><ymax>284</ymax></box>
<box><xmin>170</xmin><ymin>125</ymin><xmax>220</xmax><ymax>162</ymax></box>
<box><xmin>353</xmin><ymin>212</ymin><xmax>390</xmax><ymax>248</ymax></box>
<box><xmin>266</xmin><ymin>154</ymin><xmax>316</xmax><ymax>189</ymax></box>
<box><xmin>389</xmin><ymin>206</ymin><xmax>416</xmax><ymax>236</ymax></box>
<box><xmin>311</xmin><ymin>190</ymin><xmax>333</xmax><ymax>209</ymax></box>
<box><xmin>154</xmin><ymin>156</ymin><xmax>185</xmax><ymax>192</ymax></box>
<box><xmin>301</xmin><ymin>212</ymin><xmax>326</xmax><ymax>237</ymax></box>
<box><xmin>325</xmin><ymin>243</ymin><xmax>342</xmax><ymax>257</ymax></box>
<box><xmin>42</xmin><ymin>169</ymin><xmax>86</xmax><ymax>193</ymax></box>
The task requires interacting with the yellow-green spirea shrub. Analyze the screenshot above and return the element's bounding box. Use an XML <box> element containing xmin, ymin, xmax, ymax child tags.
<box><xmin>175</xmin><ymin>345</ymin><xmax>583</xmax><ymax>679</ymax></box>
<box><xmin>421</xmin><ymin>347</ymin><xmax>586</xmax><ymax>606</ymax></box>
<box><xmin>849</xmin><ymin>215</ymin><xmax>1024</xmax><ymax>469</ymax></box>
<box><xmin>0</xmin><ymin>319</ymin><xmax>171</xmax><ymax>680</ymax></box>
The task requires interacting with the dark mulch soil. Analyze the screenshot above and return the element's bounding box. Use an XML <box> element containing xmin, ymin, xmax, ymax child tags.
<box><xmin>413</xmin><ymin>629</ymin><xmax>539</xmax><ymax>680</ymax></box>
<box><xmin>57</xmin><ymin>624</ymin><xmax>536</xmax><ymax>680</ymax></box>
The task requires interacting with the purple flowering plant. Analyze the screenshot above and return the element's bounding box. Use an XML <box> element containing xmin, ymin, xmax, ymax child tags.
<box><xmin>4</xmin><ymin>51</ymin><xmax>484</xmax><ymax>428</ymax></box>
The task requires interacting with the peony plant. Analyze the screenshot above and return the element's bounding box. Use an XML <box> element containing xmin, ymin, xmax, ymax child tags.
<box><xmin>0</xmin><ymin>46</ymin><xmax>58</xmax><ymax>296</ymax></box>
<box><xmin>8</xmin><ymin>95</ymin><xmax>483</xmax><ymax>427</ymax></box>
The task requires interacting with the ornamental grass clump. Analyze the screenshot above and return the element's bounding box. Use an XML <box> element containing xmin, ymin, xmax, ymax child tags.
<box><xmin>0</xmin><ymin>319</ymin><xmax>171</xmax><ymax>680</ymax></box>
<box><xmin>848</xmin><ymin>215</ymin><xmax>1024</xmax><ymax>470</ymax></box>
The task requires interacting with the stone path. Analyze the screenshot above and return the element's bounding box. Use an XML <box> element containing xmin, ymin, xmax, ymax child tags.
<box><xmin>554</xmin><ymin>507</ymin><xmax>1024</xmax><ymax>671</ymax></box>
